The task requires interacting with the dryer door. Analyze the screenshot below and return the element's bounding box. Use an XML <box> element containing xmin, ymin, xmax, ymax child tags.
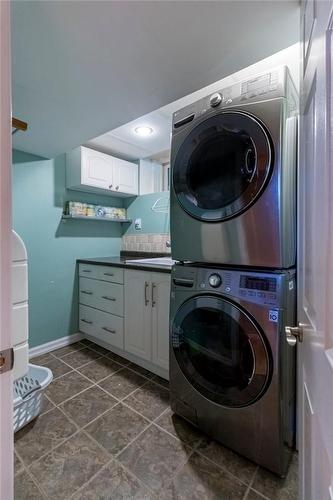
<box><xmin>172</xmin><ymin>111</ymin><xmax>272</xmax><ymax>222</ymax></box>
<box><xmin>171</xmin><ymin>295</ymin><xmax>272</xmax><ymax>407</ymax></box>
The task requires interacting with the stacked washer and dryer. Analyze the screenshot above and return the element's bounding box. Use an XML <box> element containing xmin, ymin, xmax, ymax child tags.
<box><xmin>169</xmin><ymin>67</ymin><xmax>298</xmax><ymax>476</ymax></box>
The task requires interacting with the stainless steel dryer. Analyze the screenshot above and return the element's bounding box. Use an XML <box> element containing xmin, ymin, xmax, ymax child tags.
<box><xmin>170</xmin><ymin>66</ymin><xmax>298</xmax><ymax>268</ymax></box>
<box><xmin>169</xmin><ymin>263</ymin><xmax>296</xmax><ymax>476</ymax></box>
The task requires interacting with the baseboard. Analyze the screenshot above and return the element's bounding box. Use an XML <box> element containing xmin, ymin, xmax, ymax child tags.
<box><xmin>29</xmin><ymin>332</ymin><xmax>84</xmax><ymax>359</ymax></box>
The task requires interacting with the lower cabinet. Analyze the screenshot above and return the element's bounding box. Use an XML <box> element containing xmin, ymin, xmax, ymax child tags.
<box><xmin>151</xmin><ymin>274</ymin><xmax>170</xmax><ymax>370</ymax></box>
<box><xmin>79</xmin><ymin>304</ymin><xmax>124</xmax><ymax>350</ymax></box>
<box><xmin>124</xmin><ymin>270</ymin><xmax>152</xmax><ymax>361</ymax></box>
<box><xmin>124</xmin><ymin>270</ymin><xmax>170</xmax><ymax>370</ymax></box>
<box><xmin>78</xmin><ymin>264</ymin><xmax>171</xmax><ymax>374</ymax></box>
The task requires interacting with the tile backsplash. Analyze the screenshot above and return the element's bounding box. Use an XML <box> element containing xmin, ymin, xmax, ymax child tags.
<box><xmin>122</xmin><ymin>233</ymin><xmax>171</xmax><ymax>254</ymax></box>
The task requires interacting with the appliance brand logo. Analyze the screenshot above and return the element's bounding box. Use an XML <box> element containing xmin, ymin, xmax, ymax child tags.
<box><xmin>269</xmin><ymin>310</ymin><xmax>279</xmax><ymax>323</ymax></box>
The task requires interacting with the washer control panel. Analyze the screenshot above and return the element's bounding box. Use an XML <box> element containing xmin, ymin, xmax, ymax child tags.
<box><xmin>172</xmin><ymin>264</ymin><xmax>295</xmax><ymax>308</ymax></box>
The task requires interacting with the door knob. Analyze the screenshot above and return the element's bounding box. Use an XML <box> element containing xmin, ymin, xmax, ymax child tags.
<box><xmin>285</xmin><ymin>325</ymin><xmax>304</xmax><ymax>346</ymax></box>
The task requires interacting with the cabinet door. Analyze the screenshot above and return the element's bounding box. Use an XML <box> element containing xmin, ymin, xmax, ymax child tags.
<box><xmin>124</xmin><ymin>270</ymin><xmax>151</xmax><ymax>360</ymax></box>
<box><xmin>81</xmin><ymin>146</ymin><xmax>114</xmax><ymax>190</ymax></box>
<box><xmin>151</xmin><ymin>273</ymin><xmax>171</xmax><ymax>370</ymax></box>
<box><xmin>113</xmin><ymin>157</ymin><xmax>138</xmax><ymax>195</ymax></box>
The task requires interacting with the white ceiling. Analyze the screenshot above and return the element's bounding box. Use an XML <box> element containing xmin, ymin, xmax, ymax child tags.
<box><xmin>87</xmin><ymin>43</ymin><xmax>300</xmax><ymax>162</ymax></box>
<box><xmin>11</xmin><ymin>1</ymin><xmax>299</xmax><ymax>159</ymax></box>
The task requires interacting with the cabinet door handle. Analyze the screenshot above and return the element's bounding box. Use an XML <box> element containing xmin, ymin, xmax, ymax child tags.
<box><xmin>144</xmin><ymin>281</ymin><xmax>150</xmax><ymax>306</ymax></box>
<box><xmin>152</xmin><ymin>283</ymin><xmax>157</xmax><ymax>307</ymax></box>
<box><xmin>82</xmin><ymin>269</ymin><xmax>92</xmax><ymax>273</ymax></box>
<box><xmin>103</xmin><ymin>272</ymin><xmax>114</xmax><ymax>277</ymax></box>
<box><xmin>102</xmin><ymin>327</ymin><xmax>116</xmax><ymax>334</ymax></box>
<box><xmin>81</xmin><ymin>319</ymin><xmax>93</xmax><ymax>324</ymax></box>
<box><xmin>81</xmin><ymin>290</ymin><xmax>93</xmax><ymax>295</ymax></box>
<box><xmin>109</xmin><ymin>184</ymin><xmax>113</xmax><ymax>189</ymax></box>
<box><xmin>102</xmin><ymin>296</ymin><xmax>116</xmax><ymax>301</ymax></box>
<box><xmin>116</xmin><ymin>185</ymin><xmax>119</xmax><ymax>190</ymax></box>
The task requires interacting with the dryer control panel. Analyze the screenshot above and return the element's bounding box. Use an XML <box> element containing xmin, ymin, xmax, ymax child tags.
<box><xmin>172</xmin><ymin>264</ymin><xmax>295</xmax><ymax>308</ymax></box>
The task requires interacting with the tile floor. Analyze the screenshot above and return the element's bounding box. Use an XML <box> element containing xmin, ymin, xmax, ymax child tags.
<box><xmin>14</xmin><ymin>340</ymin><xmax>298</xmax><ymax>499</ymax></box>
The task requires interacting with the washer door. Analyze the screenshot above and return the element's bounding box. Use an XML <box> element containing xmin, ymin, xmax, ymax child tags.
<box><xmin>171</xmin><ymin>295</ymin><xmax>272</xmax><ymax>407</ymax></box>
<box><xmin>172</xmin><ymin>111</ymin><xmax>272</xmax><ymax>221</ymax></box>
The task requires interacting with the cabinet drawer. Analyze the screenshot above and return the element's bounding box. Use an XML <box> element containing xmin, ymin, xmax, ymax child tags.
<box><xmin>79</xmin><ymin>263</ymin><xmax>124</xmax><ymax>284</ymax></box>
<box><xmin>79</xmin><ymin>305</ymin><xmax>124</xmax><ymax>350</ymax></box>
<box><xmin>79</xmin><ymin>277</ymin><xmax>124</xmax><ymax>316</ymax></box>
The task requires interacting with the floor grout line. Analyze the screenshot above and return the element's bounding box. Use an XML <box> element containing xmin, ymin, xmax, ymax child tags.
<box><xmin>21</xmin><ymin>464</ymin><xmax>49</xmax><ymax>499</ymax></box>
<box><xmin>114</xmin><ymin>422</ymin><xmax>153</xmax><ymax>460</ymax></box>
<box><xmin>23</xmin><ymin>341</ymin><xmax>174</xmax><ymax>498</ymax></box>
<box><xmin>67</xmin><ymin>458</ymin><xmax>115</xmax><ymax>499</ymax></box>
<box><xmin>112</xmin><ymin>457</ymin><xmax>159</xmax><ymax>498</ymax></box>
<box><xmin>193</xmin><ymin>445</ymin><xmax>259</xmax><ymax>491</ymax></box>
<box><xmin>14</xmin><ymin>448</ymin><xmax>49</xmax><ymax>500</ymax></box>
<box><xmin>25</xmin><ymin>341</ymin><xmax>278</xmax><ymax>500</ymax></box>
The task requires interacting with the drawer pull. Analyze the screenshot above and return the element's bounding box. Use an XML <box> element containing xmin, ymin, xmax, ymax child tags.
<box><xmin>102</xmin><ymin>327</ymin><xmax>116</xmax><ymax>334</ymax></box>
<box><xmin>82</xmin><ymin>269</ymin><xmax>92</xmax><ymax>273</ymax></box>
<box><xmin>144</xmin><ymin>281</ymin><xmax>149</xmax><ymax>306</ymax></box>
<box><xmin>102</xmin><ymin>296</ymin><xmax>116</xmax><ymax>301</ymax></box>
<box><xmin>81</xmin><ymin>319</ymin><xmax>93</xmax><ymax>324</ymax></box>
<box><xmin>81</xmin><ymin>290</ymin><xmax>93</xmax><ymax>295</ymax></box>
<box><xmin>103</xmin><ymin>272</ymin><xmax>114</xmax><ymax>277</ymax></box>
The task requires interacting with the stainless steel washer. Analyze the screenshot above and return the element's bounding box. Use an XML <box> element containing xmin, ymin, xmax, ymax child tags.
<box><xmin>169</xmin><ymin>263</ymin><xmax>296</xmax><ymax>476</ymax></box>
<box><xmin>170</xmin><ymin>66</ymin><xmax>298</xmax><ymax>268</ymax></box>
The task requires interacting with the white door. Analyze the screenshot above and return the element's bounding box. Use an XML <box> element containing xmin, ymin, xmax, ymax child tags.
<box><xmin>298</xmin><ymin>0</ymin><xmax>333</xmax><ymax>498</ymax></box>
<box><xmin>151</xmin><ymin>273</ymin><xmax>170</xmax><ymax>371</ymax></box>
<box><xmin>124</xmin><ymin>270</ymin><xmax>152</xmax><ymax>360</ymax></box>
<box><xmin>81</xmin><ymin>146</ymin><xmax>114</xmax><ymax>190</ymax></box>
<box><xmin>0</xmin><ymin>1</ymin><xmax>14</xmax><ymax>499</ymax></box>
<box><xmin>113</xmin><ymin>157</ymin><xmax>138</xmax><ymax>195</ymax></box>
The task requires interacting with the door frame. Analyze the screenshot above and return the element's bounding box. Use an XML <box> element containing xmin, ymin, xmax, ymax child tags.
<box><xmin>0</xmin><ymin>1</ymin><xmax>13</xmax><ymax>499</ymax></box>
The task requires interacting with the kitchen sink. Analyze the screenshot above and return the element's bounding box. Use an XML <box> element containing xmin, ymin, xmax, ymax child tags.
<box><xmin>126</xmin><ymin>257</ymin><xmax>176</xmax><ymax>266</ymax></box>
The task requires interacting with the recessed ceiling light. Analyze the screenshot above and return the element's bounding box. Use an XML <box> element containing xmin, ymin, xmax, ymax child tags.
<box><xmin>134</xmin><ymin>126</ymin><xmax>154</xmax><ymax>137</ymax></box>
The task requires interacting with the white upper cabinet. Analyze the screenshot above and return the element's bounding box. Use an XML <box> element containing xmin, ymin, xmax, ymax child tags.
<box><xmin>66</xmin><ymin>146</ymin><xmax>138</xmax><ymax>197</ymax></box>
<box><xmin>81</xmin><ymin>147</ymin><xmax>114</xmax><ymax>190</ymax></box>
<box><xmin>113</xmin><ymin>157</ymin><xmax>138</xmax><ymax>195</ymax></box>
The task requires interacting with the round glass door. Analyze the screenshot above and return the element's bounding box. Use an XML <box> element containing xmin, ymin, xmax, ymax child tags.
<box><xmin>172</xmin><ymin>111</ymin><xmax>272</xmax><ymax>221</ymax></box>
<box><xmin>171</xmin><ymin>295</ymin><xmax>272</xmax><ymax>407</ymax></box>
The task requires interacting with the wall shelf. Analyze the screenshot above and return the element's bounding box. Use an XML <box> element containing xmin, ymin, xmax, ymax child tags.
<box><xmin>62</xmin><ymin>214</ymin><xmax>132</xmax><ymax>223</ymax></box>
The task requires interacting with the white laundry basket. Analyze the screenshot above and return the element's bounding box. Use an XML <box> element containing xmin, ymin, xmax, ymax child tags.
<box><xmin>13</xmin><ymin>363</ymin><xmax>53</xmax><ymax>432</ymax></box>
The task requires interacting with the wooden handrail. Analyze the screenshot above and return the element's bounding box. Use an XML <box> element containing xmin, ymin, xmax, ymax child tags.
<box><xmin>12</xmin><ymin>117</ymin><xmax>28</xmax><ymax>132</ymax></box>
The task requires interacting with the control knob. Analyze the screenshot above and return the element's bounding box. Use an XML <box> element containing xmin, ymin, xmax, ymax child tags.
<box><xmin>208</xmin><ymin>273</ymin><xmax>222</xmax><ymax>288</ymax></box>
<box><xmin>210</xmin><ymin>93</ymin><xmax>222</xmax><ymax>107</ymax></box>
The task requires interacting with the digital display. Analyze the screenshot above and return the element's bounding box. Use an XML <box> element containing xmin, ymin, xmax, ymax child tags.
<box><xmin>240</xmin><ymin>276</ymin><xmax>277</xmax><ymax>292</ymax></box>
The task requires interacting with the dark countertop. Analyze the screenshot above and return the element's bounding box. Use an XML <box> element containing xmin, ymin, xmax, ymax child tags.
<box><xmin>77</xmin><ymin>255</ymin><xmax>173</xmax><ymax>274</ymax></box>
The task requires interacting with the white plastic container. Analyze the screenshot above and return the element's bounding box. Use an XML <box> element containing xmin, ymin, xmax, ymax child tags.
<box><xmin>13</xmin><ymin>363</ymin><xmax>53</xmax><ymax>432</ymax></box>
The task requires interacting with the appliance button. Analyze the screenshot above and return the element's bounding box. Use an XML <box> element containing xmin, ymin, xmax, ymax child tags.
<box><xmin>225</xmin><ymin>286</ymin><xmax>231</xmax><ymax>293</ymax></box>
<box><xmin>239</xmin><ymin>290</ymin><xmax>246</xmax><ymax>296</ymax></box>
<box><xmin>208</xmin><ymin>274</ymin><xmax>222</xmax><ymax>288</ymax></box>
<box><xmin>209</xmin><ymin>93</ymin><xmax>222</xmax><ymax>107</ymax></box>
<box><xmin>257</xmin><ymin>292</ymin><xmax>264</xmax><ymax>298</ymax></box>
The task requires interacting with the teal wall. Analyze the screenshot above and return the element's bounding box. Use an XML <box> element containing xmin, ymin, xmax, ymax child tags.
<box><xmin>12</xmin><ymin>151</ymin><xmax>123</xmax><ymax>348</ymax></box>
<box><xmin>124</xmin><ymin>192</ymin><xmax>169</xmax><ymax>235</ymax></box>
